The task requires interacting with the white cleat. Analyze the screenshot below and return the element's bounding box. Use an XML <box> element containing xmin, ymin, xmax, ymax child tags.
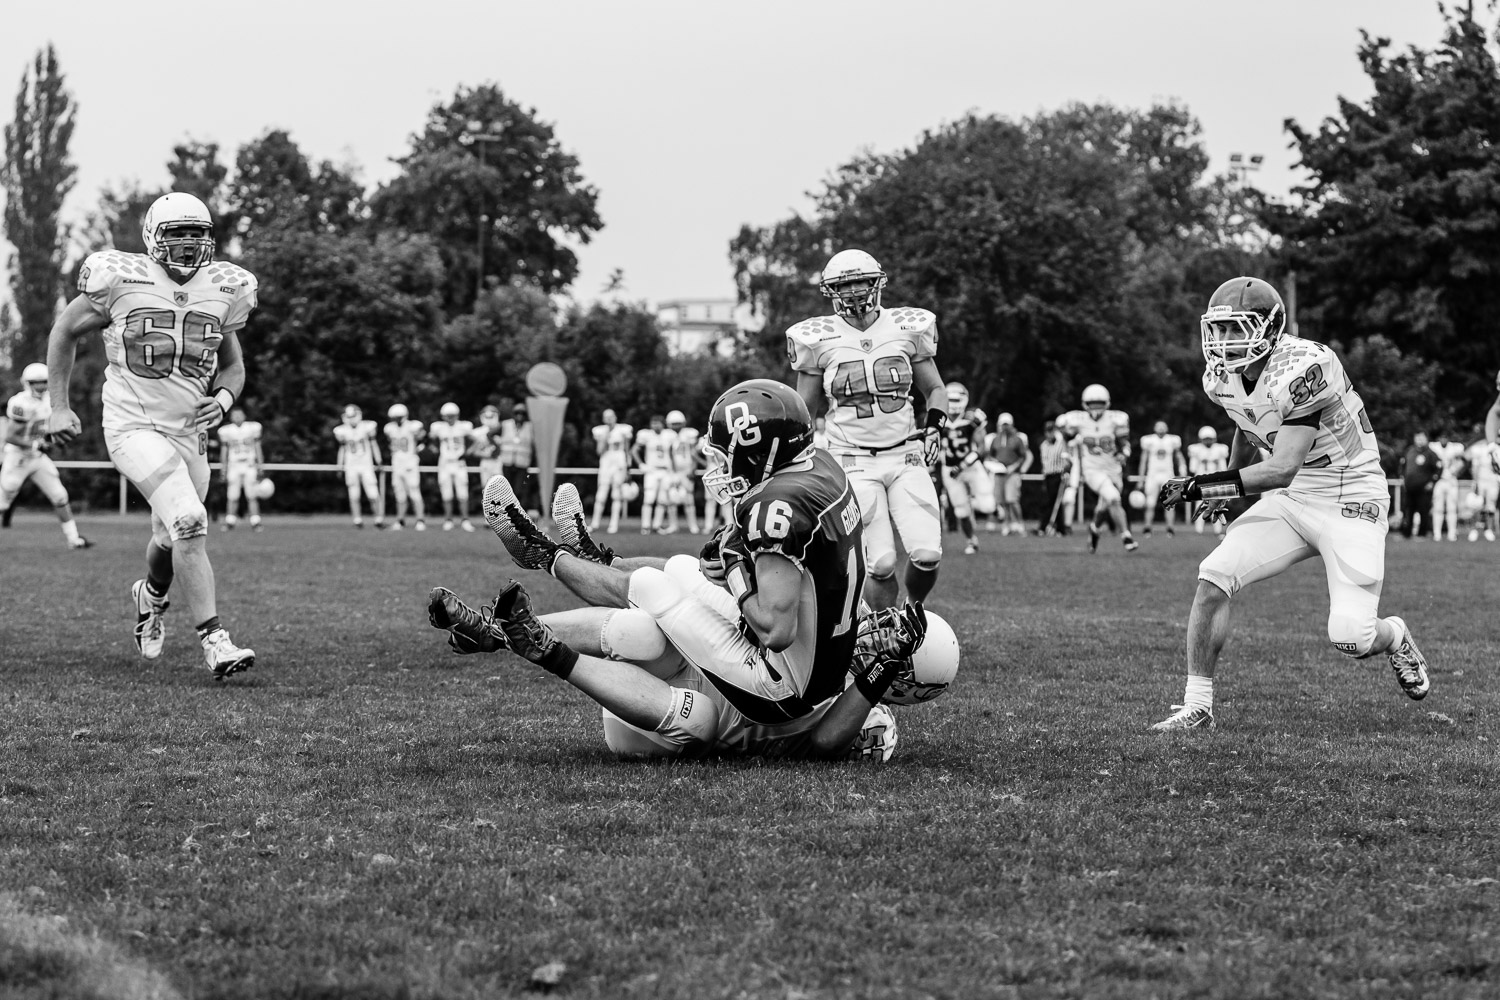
<box><xmin>131</xmin><ymin>579</ymin><xmax>168</xmax><ymax>660</ymax></box>
<box><xmin>553</xmin><ymin>483</ymin><xmax>616</xmax><ymax>564</ymax></box>
<box><xmin>461</xmin><ymin>519</ymin><xmax>476</xmax><ymax>533</ymax></box>
<box><xmin>1151</xmin><ymin>704</ymin><xmax>1215</xmax><ymax>731</ymax></box>
<box><xmin>202</xmin><ymin>629</ymin><xmax>255</xmax><ymax>679</ymax></box>
<box><xmin>1385</xmin><ymin>616</ymin><xmax>1430</xmax><ymax>700</ymax></box>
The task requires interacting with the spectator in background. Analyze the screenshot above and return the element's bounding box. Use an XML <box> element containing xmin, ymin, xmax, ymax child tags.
<box><xmin>1038</xmin><ymin>416</ymin><xmax>1073</xmax><ymax>536</ymax></box>
<box><xmin>499</xmin><ymin>403</ymin><xmax>536</xmax><ymax>516</ymax></box>
<box><xmin>1399</xmin><ymin>432</ymin><xmax>1439</xmax><ymax>539</ymax></box>
<box><xmin>987</xmin><ymin>413</ymin><xmax>1031</xmax><ymax>535</ymax></box>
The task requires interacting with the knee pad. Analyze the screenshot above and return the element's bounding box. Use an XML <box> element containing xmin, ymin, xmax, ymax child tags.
<box><xmin>868</xmin><ymin>552</ymin><xmax>899</xmax><ymax>581</ymax></box>
<box><xmin>664</xmin><ymin>553</ymin><xmax>703</xmax><ymax>586</ymax></box>
<box><xmin>600</xmin><ymin>609</ymin><xmax>668</xmax><ymax>662</ymax></box>
<box><xmin>1328</xmin><ymin>613</ymin><xmax>1379</xmax><ymax>658</ymax></box>
<box><xmin>601</xmin><ymin>709</ymin><xmax>680</xmax><ymax>758</ymax></box>
<box><xmin>909</xmin><ymin>548</ymin><xmax>941</xmax><ymax>573</ymax></box>
<box><xmin>653</xmin><ymin>686</ymin><xmax>718</xmax><ymax>752</ymax></box>
<box><xmin>628</xmin><ymin>566</ymin><xmax>687</xmax><ymax>617</ymax></box>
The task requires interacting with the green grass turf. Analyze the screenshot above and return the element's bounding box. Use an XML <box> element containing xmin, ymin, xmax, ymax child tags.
<box><xmin>1</xmin><ymin>514</ymin><xmax>1496</xmax><ymax>999</ymax></box>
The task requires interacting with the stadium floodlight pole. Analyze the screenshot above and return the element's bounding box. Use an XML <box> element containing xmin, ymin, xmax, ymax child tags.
<box><xmin>1228</xmin><ymin>152</ymin><xmax>1264</xmax><ymax>187</ymax></box>
<box><xmin>466</xmin><ymin>124</ymin><xmax>502</xmax><ymax>303</ymax></box>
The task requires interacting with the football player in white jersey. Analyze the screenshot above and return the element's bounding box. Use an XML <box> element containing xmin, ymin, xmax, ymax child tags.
<box><xmin>1486</xmin><ymin>370</ymin><xmax>1500</xmax><ymax>446</ymax></box>
<box><xmin>217</xmin><ymin>406</ymin><xmax>264</xmax><ymax>531</ymax></box>
<box><xmin>1153</xmin><ymin>276</ymin><xmax>1431</xmax><ymax>730</ymax></box>
<box><xmin>939</xmin><ymin>383</ymin><xmax>996</xmax><ymax>555</ymax></box>
<box><xmin>1062</xmin><ymin>384</ymin><xmax>1137</xmax><ymax>552</ymax></box>
<box><xmin>44</xmin><ymin>192</ymin><xmax>255</xmax><ymax>677</ymax></box>
<box><xmin>430</xmin><ymin>402</ymin><xmax>476</xmax><ymax>531</ymax></box>
<box><xmin>470</xmin><ymin>405</ymin><xmax>504</xmax><ymax>488</ymax></box>
<box><xmin>590</xmin><ymin>408</ymin><xmax>634</xmax><ymax>534</ymax></box>
<box><xmin>1465</xmin><ymin>436</ymin><xmax>1498</xmax><ymax>541</ymax></box>
<box><xmin>1429</xmin><ymin>435</ymin><xmax>1467</xmax><ymax>542</ymax></box>
<box><xmin>633</xmin><ymin>414</ymin><xmax>676</xmax><ymax>534</ymax></box>
<box><xmin>1138</xmin><ymin>420</ymin><xmax>1185</xmax><ymax>537</ymax></box>
<box><xmin>383</xmin><ymin>403</ymin><xmax>427</xmax><ymax>530</ymax></box>
<box><xmin>663</xmin><ymin>409</ymin><xmax>700</xmax><ymax>534</ymax></box>
<box><xmin>0</xmin><ymin>363</ymin><xmax>90</xmax><ymax>547</ymax></box>
<box><xmin>334</xmin><ymin>404</ymin><xmax>384</xmax><ymax>528</ymax></box>
<box><xmin>789</xmin><ymin>249</ymin><xmax>948</xmax><ymax>610</ymax></box>
<box><xmin>1186</xmin><ymin>426</ymin><xmax>1230</xmax><ymax>534</ymax></box>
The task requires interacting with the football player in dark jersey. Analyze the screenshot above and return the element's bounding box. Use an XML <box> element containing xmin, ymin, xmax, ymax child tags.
<box><xmin>429</xmin><ymin>379</ymin><xmax>939</xmax><ymax>759</ymax></box>
<box><xmin>940</xmin><ymin>382</ymin><xmax>997</xmax><ymax>554</ymax></box>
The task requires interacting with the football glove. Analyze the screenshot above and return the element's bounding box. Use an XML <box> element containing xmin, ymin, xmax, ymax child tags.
<box><xmin>923</xmin><ymin>409</ymin><xmax>946</xmax><ymax>467</ymax></box>
<box><xmin>1158</xmin><ymin>477</ymin><xmax>1193</xmax><ymax>510</ymax></box>
<box><xmin>1194</xmin><ymin>499</ymin><xmax>1232</xmax><ymax>524</ymax></box>
<box><xmin>850</xmin><ymin>602</ymin><xmax>929</xmax><ymax>704</ymax></box>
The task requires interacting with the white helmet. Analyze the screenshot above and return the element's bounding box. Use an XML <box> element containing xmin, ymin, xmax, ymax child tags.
<box><xmin>1081</xmin><ymin>384</ymin><xmax>1110</xmax><ymax>412</ymax></box>
<box><xmin>666</xmin><ymin>409</ymin><xmax>686</xmax><ymax>429</ymax></box>
<box><xmin>342</xmin><ymin>404</ymin><xmax>362</xmax><ymax>424</ymax></box>
<box><xmin>945</xmin><ymin>381</ymin><xmax>969</xmax><ymax>418</ymax></box>
<box><xmin>142</xmin><ymin>193</ymin><xmax>215</xmax><ymax>276</ymax></box>
<box><xmin>22</xmin><ymin>362</ymin><xmax>48</xmax><ymax>384</ymax></box>
<box><xmin>1198</xmin><ymin>426</ymin><xmax>1217</xmax><ymax>442</ymax></box>
<box><xmin>388</xmin><ymin>403</ymin><xmax>409</xmax><ymax>421</ymax></box>
<box><xmin>1201</xmin><ymin>277</ymin><xmax>1286</xmax><ymax>374</ymax></box>
<box><xmin>997</xmin><ymin>411</ymin><xmax>1014</xmax><ymax>427</ymax></box>
<box><xmin>819</xmin><ymin>249</ymin><xmax>887</xmax><ymax>321</ymax></box>
<box><xmin>440</xmin><ymin>402</ymin><xmax>461</xmax><ymax>420</ymax></box>
<box><xmin>882</xmin><ymin>610</ymin><xmax>960</xmax><ymax>706</ymax></box>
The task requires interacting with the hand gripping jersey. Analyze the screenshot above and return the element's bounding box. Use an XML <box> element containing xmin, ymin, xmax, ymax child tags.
<box><xmin>384</xmin><ymin>419</ymin><xmax>425</xmax><ymax>466</ymax></box>
<box><xmin>1063</xmin><ymin>409</ymin><xmax>1131</xmax><ymax>477</ymax></box>
<box><xmin>5</xmin><ymin>391</ymin><xmax>51</xmax><ymax>453</ymax></box>
<box><xmin>217</xmin><ymin>421</ymin><xmax>261</xmax><ymax>468</ymax></box>
<box><xmin>637</xmin><ymin>427</ymin><xmax>677</xmax><ymax>470</ymax></box>
<box><xmin>942</xmin><ymin>410</ymin><xmax>985</xmax><ymax>468</ymax></box>
<box><xmin>78</xmin><ymin>251</ymin><xmax>257</xmax><ymax>435</ymax></box>
<box><xmin>334</xmin><ymin>420</ymin><xmax>379</xmax><ymax>466</ymax></box>
<box><xmin>786</xmin><ymin>307</ymin><xmax>939</xmax><ymax>452</ymax></box>
<box><xmin>720</xmin><ymin>450</ymin><xmax>866</xmax><ymax>721</ymax></box>
<box><xmin>1140</xmin><ymin>433</ymin><xmax>1182</xmax><ymax>476</ymax></box>
<box><xmin>1202</xmin><ymin>337</ymin><xmax>1385</xmax><ymax>504</ymax></box>
<box><xmin>430</xmin><ymin>420</ymin><xmax>475</xmax><ymax>464</ymax></box>
<box><xmin>1187</xmin><ymin>441</ymin><xmax>1230</xmax><ymax>475</ymax></box>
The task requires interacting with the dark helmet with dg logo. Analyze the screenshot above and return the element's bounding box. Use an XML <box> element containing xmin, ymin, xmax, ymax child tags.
<box><xmin>702</xmin><ymin>379</ymin><xmax>814</xmax><ymax>503</ymax></box>
<box><xmin>1201</xmin><ymin>276</ymin><xmax>1286</xmax><ymax>374</ymax></box>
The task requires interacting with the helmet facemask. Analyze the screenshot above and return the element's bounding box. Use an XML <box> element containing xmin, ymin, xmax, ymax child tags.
<box><xmin>820</xmin><ymin>274</ymin><xmax>886</xmax><ymax>323</ymax></box>
<box><xmin>151</xmin><ymin>221</ymin><xmax>214</xmax><ymax>278</ymax></box>
<box><xmin>1201</xmin><ymin>302</ymin><xmax>1285</xmax><ymax>374</ymax></box>
<box><xmin>701</xmin><ymin>441</ymin><xmax>751</xmax><ymax>506</ymax></box>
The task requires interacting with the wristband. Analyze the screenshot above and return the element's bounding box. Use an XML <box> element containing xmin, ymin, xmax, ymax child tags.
<box><xmin>212</xmin><ymin>387</ymin><xmax>236</xmax><ymax>413</ymax></box>
<box><xmin>854</xmin><ymin>659</ymin><xmax>900</xmax><ymax>704</ymax></box>
<box><xmin>925</xmin><ymin>408</ymin><xmax>946</xmax><ymax>431</ymax></box>
<box><xmin>1188</xmin><ymin>469</ymin><xmax>1245</xmax><ymax>501</ymax></box>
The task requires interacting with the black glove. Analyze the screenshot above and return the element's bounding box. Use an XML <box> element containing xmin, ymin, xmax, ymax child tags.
<box><xmin>923</xmin><ymin>409</ymin><xmax>946</xmax><ymax>467</ymax></box>
<box><xmin>850</xmin><ymin>602</ymin><xmax>929</xmax><ymax>703</ymax></box>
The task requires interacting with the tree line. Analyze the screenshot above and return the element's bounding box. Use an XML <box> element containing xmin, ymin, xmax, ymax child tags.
<box><xmin>3</xmin><ymin>5</ymin><xmax>1497</xmax><ymax>505</ymax></box>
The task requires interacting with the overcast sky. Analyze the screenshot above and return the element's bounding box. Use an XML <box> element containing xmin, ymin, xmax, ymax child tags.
<box><xmin>1</xmin><ymin>1</ymin><xmax>1454</xmax><ymax>307</ymax></box>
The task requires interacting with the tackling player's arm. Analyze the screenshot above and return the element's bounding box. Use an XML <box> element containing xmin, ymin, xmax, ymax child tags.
<box><xmin>43</xmin><ymin>294</ymin><xmax>112</xmax><ymax>444</ymax></box>
<box><xmin>195</xmin><ymin>329</ymin><xmax>246</xmax><ymax>431</ymax></box>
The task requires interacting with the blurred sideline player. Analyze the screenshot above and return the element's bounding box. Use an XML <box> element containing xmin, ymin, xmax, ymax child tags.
<box><xmin>470</xmin><ymin>405</ymin><xmax>504</xmax><ymax>491</ymax></box>
<box><xmin>633</xmin><ymin>413</ymin><xmax>675</xmax><ymax>534</ymax></box>
<box><xmin>218</xmin><ymin>406</ymin><xmax>263</xmax><ymax>531</ymax></box>
<box><xmin>591</xmin><ymin>408</ymin><xmax>632</xmax><ymax>534</ymax></box>
<box><xmin>1154</xmin><ymin>276</ymin><xmax>1430</xmax><ymax>730</ymax></box>
<box><xmin>450</xmin><ymin>379</ymin><xmax>924</xmax><ymax>760</ymax></box>
<box><xmin>664</xmin><ymin>409</ymin><xmax>700</xmax><ymax>534</ymax></box>
<box><xmin>0</xmin><ymin>362</ymin><xmax>90</xmax><ymax>547</ymax></box>
<box><xmin>334</xmin><ymin>405</ymin><xmax>384</xmax><ymax>529</ymax></box>
<box><xmin>1486</xmin><ymin>370</ymin><xmax>1500</xmax><ymax>446</ymax></box>
<box><xmin>1138</xmin><ymin>420</ymin><xmax>1185</xmax><ymax>537</ymax></box>
<box><xmin>1063</xmin><ymin>384</ymin><xmax>1136</xmax><ymax>552</ymax></box>
<box><xmin>384</xmin><ymin>403</ymin><xmax>427</xmax><ymax>530</ymax></box>
<box><xmin>987</xmin><ymin>411</ymin><xmax>1031</xmax><ymax>535</ymax></box>
<box><xmin>1429</xmin><ymin>435</ymin><xmax>1466</xmax><ymax>542</ymax></box>
<box><xmin>431</xmin><ymin>402</ymin><xmax>475</xmax><ymax>531</ymax></box>
<box><xmin>790</xmin><ymin>249</ymin><xmax>949</xmax><ymax>609</ymax></box>
<box><xmin>940</xmin><ymin>382</ymin><xmax>995</xmax><ymax>555</ymax></box>
<box><xmin>1465</xmin><ymin>435</ymin><xmax>1497</xmax><ymax>541</ymax></box>
<box><xmin>45</xmin><ymin>192</ymin><xmax>255</xmax><ymax>677</ymax></box>
<box><xmin>1186</xmin><ymin>426</ymin><xmax>1229</xmax><ymax>534</ymax></box>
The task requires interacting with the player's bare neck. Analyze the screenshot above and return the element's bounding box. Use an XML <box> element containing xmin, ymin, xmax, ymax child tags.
<box><xmin>843</xmin><ymin>309</ymin><xmax>880</xmax><ymax>332</ymax></box>
<box><xmin>1241</xmin><ymin>357</ymin><xmax>1269</xmax><ymax>388</ymax></box>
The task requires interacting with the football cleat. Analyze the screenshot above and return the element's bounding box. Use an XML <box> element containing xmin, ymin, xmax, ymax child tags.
<box><xmin>201</xmin><ymin>629</ymin><xmax>254</xmax><ymax>679</ymax></box>
<box><xmin>552</xmin><ymin>483</ymin><xmax>617</xmax><ymax>565</ymax></box>
<box><xmin>1088</xmin><ymin>523</ymin><xmax>1101</xmax><ymax>553</ymax></box>
<box><xmin>487</xmin><ymin>579</ymin><xmax>569</xmax><ymax>667</ymax></box>
<box><xmin>443</xmin><ymin>519</ymin><xmax>455</xmax><ymax>531</ymax></box>
<box><xmin>0</xmin><ymin>506</ymin><xmax>11</xmax><ymax>528</ymax></box>
<box><xmin>461</xmin><ymin>519</ymin><xmax>475</xmax><ymax>533</ymax></box>
<box><xmin>1123</xmin><ymin>535</ymin><xmax>1139</xmax><ymax>552</ymax></box>
<box><xmin>1151</xmin><ymin>704</ymin><xmax>1215</xmax><ymax>731</ymax></box>
<box><xmin>415</xmin><ymin>520</ymin><xmax>427</xmax><ymax>531</ymax></box>
<box><xmin>131</xmin><ymin>579</ymin><xmax>169</xmax><ymax>660</ymax></box>
<box><xmin>963</xmin><ymin>539</ymin><xmax>978</xmax><ymax>555</ymax></box>
<box><xmin>427</xmin><ymin>586</ymin><xmax>509</xmax><ymax>655</ymax></box>
<box><xmin>391</xmin><ymin>521</ymin><xmax>404</xmax><ymax>531</ymax></box>
<box><xmin>1385</xmin><ymin>616</ymin><xmax>1430</xmax><ymax>700</ymax></box>
<box><xmin>483</xmin><ymin>475</ymin><xmax>565</xmax><ymax>571</ymax></box>
<box><xmin>70</xmin><ymin>536</ymin><xmax>93</xmax><ymax>549</ymax></box>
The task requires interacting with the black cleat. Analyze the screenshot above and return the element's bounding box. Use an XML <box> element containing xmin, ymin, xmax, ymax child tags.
<box><xmin>427</xmin><ymin>587</ymin><xmax>509</xmax><ymax>655</ymax></box>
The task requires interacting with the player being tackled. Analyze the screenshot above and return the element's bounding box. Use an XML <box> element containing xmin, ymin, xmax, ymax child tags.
<box><xmin>1152</xmin><ymin>276</ymin><xmax>1430</xmax><ymax>731</ymax></box>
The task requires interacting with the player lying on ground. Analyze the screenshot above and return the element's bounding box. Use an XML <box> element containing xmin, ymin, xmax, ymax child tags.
<box><xmin>1152</xmin><ymin>276</ymin><xmax>1431</xmax><ymax>730</ymax></box>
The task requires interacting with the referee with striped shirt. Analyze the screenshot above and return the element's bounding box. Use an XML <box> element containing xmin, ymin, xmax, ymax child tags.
<box><xmin>1039</xmin><ymin>417</ymin><xmax>1073</xmax><ymax>535</ymax></box>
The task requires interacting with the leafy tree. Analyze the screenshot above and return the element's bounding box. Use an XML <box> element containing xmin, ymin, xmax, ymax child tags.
<box><xmin>1269</xmin><ymin>5</ymin><xmax>1500</xmax><ymax>418</ymax></box>
<box><xmin>229</xmin><ymin>129</ymin><xmax>362</xmax><ymax>244</ymax></box>
<box><xmin>1</xmin><ymin>45</ymin><xmax>76</xmax><ymax>374</ymax></box>
<box><xmin>165</xmin><ymin>140</ymin><xmax>236</xmax><ymax>249</ymax></box>
<box><xmin>370</xmin><ymin>83</ymin><xmax>602</xmax><ymax>310</ymax></box>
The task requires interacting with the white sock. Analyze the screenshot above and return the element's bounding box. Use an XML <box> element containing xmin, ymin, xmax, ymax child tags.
<box><xmin>1184</xmin><ymin>675</ymin><xmax>1213</xmax><ymax>712</ymax></box>
<box><xmin>61</xmin><ymin>519</ymin><xmax>80</xmax><ymax>542</ymax></box>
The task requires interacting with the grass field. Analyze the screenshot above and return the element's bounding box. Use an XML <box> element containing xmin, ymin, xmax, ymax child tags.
<box><xmin>1</xmin><ymin>514</ymin><xmax>1496</xmax><ymax>999</ymax></box>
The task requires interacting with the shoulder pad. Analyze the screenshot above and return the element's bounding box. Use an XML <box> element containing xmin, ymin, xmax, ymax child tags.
<box><xmin>1261</xmin><ymin>338</ymin><xmax>1332</xmax><ymax>394</ymax></box>
<box><xmin>786</xmin><ymin>315</ymin><xmax>841</xmax><ymax>344</ymax></box>
<box><xmin>203</xmin><ymin>260</ymin><xmax>258</xmax><ymax>290</ymax></box>
<box><xmin>884</xmin><ymin>307</ymin><xmax>935</xmax><ymax>331</ymax></box>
